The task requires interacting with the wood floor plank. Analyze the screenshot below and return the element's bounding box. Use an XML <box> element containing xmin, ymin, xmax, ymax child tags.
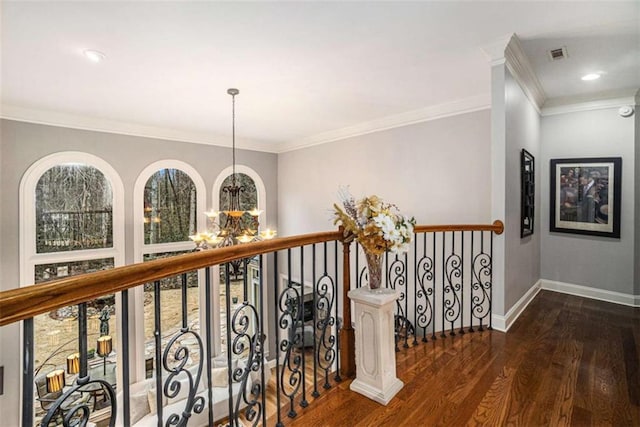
<box><xmin>621</xmin><ymin>326</ymin><xmax>640</xmax><ymax>406</ymax></box>
<box><xmin>257</xmin><ymin>290</ymin><xmax>639</xmax><ymax>426</ymax></box>
<box><xmin>466</xmin><ymin>366</ymin><xmax>516</xmax><ymax>426</ymax></box>
<box><xmin>548</xmin><ymin>339</ymin><xmax>582</xmax><ymax>426</ymax></box>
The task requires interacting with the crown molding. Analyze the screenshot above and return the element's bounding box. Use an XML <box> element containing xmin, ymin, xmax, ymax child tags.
<box><xmin>2</xmin><ymin>99</ymin><xmax>494</xmax><ymax>155</ymax></box>
<box><xmin>276</xmin><ymin>93</ymin><xmax>491</xmax><ymax>153</ymax></box>
<box><xmin>480</xmin><ymin>34</ymin><xmax>512</xmax><ymax>66</ymax></box>
<box><xmin>0</xmin><ymin>104</ymin><xmax>279</xmax><ymax>153</ymax></box>
<box><xmin>504</xmin><ymin>35</ymin><xmax>546</xmax><ymax>112</ymax></box>
<box><xmin>481</xmin><ymin>33</ymin><xmax>546</xmax><ymax>113</ymax></box>
<box><xmin>542</xmin><ymin>90</ymin><xmax>637</xmax><ymax>116</ymax></box>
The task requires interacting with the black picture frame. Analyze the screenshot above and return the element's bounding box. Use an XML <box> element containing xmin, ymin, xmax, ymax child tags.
<box><xmin>550</xmin><ymin>157</ymin><xmax>622</xmax><ymax>238</ymax></box>
<box><xmin>520</xmin><ymin>149</ymin><xmax>535</xmax><ymax>238</ymax></box>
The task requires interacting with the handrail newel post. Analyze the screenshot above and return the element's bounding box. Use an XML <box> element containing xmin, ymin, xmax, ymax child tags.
<box><xmin>339</xmin><ymin>227</ymin><xmax>356</xmax><ymax>378</ymax></box>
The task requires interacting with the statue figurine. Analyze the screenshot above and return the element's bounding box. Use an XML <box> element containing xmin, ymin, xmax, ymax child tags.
<box><xmin>99</xmin><ymin>306</ymin><xmax>110</xmax><ymax>336</ymax></box>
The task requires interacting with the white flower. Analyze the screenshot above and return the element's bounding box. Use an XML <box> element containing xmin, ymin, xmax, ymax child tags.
<box><xmin>334</xmin><ymin>190</ymin><xmax>415</xmax><ymax>255</ymax></box>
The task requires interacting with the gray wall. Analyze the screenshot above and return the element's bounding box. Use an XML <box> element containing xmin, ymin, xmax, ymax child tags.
<box><xmin>540</xmin><ymin>108</ymin><xmax>636</xmax><ymax>294</ymax></box>
<box><xmin>490</xmin><ymin>63</ymin><xmax>507</xmax><ymax>317</ymax></box>
<box><xmin>635</xmin><ymin>95</ymin><xmax>640</xmax><ymax>296</ymax></box>
<box><xmin>0</xmin><ymin>119</ymin><xmax>278</xmax><ymax>424</ymax></box>
<box><xmin>503</xmin><ymin>69</ymin><xmax>541</xmax><ymax>312</ymax></box>
<box><xmin>278</xmin><ymin>109</ymin><xmax>493</xmax><ymax>237</ymax></box>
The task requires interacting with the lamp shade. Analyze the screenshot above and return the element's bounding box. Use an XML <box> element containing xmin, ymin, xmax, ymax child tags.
<box><xmin>97</xmin><ymin>335</ymin><xmax>112</xmax><ymax>357</ymax></box>
<box><xmin>46</xmin><ymin>369</ymin><xmax>65</xmax><ymax>393</ymax></box>
<box><xmin>66</xmin><ymin>353</ymin><xmax>80</xmax><ymax>375</ymax></box>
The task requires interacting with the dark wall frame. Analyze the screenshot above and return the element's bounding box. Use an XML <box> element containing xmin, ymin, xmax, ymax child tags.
<box><xmin>549</xmin><ymin>157</ymin><xmax>622</xmax><ymax>238</ymax></box>
<box><xmin>520</xmin><ymin>149</ymin><xmax>535</xmax><ymax>238</ymax></box>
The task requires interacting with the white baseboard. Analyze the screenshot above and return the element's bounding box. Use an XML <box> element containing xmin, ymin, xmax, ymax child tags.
<box><xmin>540</xmin><ymin>279</ymin><xmax>639</xmax><ymax>307</ymax></box>
<box><xmin>492</xmin><ymin>280</ymin><xmax>542</xmax><ymax>332</ymax></box>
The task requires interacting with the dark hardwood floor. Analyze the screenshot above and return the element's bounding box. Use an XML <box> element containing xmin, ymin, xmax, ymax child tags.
<box><xmin>268</xmin><ymin>290</ymin><xmax>639</xmax><ymax>426</ymax></box>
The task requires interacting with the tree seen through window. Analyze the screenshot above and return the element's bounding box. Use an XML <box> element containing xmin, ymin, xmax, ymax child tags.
<box><xmin>35</xmin><ymin>164</ymin><xmax>113</xmax><ymax>253</ymax></box>
<box><xmin>144</xmin><ymin>168</ymin><xmax>197</xmax><ymax>244</ymax></box>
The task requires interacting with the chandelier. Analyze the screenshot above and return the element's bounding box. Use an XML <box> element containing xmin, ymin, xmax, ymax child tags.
<box><xmin>190</xmin><ymin>88</ymin><xmax>276</xmax><ymax>250</ymax></box>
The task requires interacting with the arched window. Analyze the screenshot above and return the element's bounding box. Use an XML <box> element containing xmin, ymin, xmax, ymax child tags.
<box><xmin>144</xmin><ymin>168</ymin><xmax>197</xmax><ymax>244</ymax></box>
<box><xmin>20</xmin><ymin>152</ymin><xmax>124</xmax><ymax>425</ymax></box>
<box><xmin>133</xmin><ymin>160</ymin><xmax>206</xmax><ymax>380</ymax></box>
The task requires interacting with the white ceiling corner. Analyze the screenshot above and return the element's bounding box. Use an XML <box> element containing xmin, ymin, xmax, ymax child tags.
<box><xmin>480</xmin><ymin>34</ymin><xmax>514</xmax><ymax>66</ymax></box>
<box><xmin>276</xmin><ymin>94</ymin><xmax>491</xmax><ymax>153</ymax></box>
<box><xmin>1</xmin><ymin>104</ymin><xmax>279</xmax><ymax>152</ymax></box>
<box><xmin>541</xmin><ymin>90</ymin><xmax>638</xmax><ymax>116</ymax></box>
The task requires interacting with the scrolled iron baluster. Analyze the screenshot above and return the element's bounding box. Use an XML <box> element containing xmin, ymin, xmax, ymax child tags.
<box><xmin>161</xmin><ymin>330</ymin><xmax>205</xmax><ymax>427</ymax></box>
<box><xmin>315</xmin><ymin>274</ymin><xmax>336</xmax><ymax>389</ymax></box>
<box><xmin>358</xmin><ymin>265</ymin><xmax>368</xmax><ymax>289</ymax></box>
<box><xmin>230</xmin><ymin>302</ymin><xmax>264</xmax><ymax>427</ymax></box>
<box><xmin>471</xmin><ymin>252</ymin><xmax>492</xmax><ymax>331</ymax></box>
<box><xmin>389</xmin><ymin>255</ymin><xmax>410</xmax><ymax>349</ymax></box>
<box><xmin>444</xmin><ymin>253</ymin><xmax>463</xmax><ymax>335</ymax></box>
<box><xmin>40</xmin><ymin>377</ymin><xmax>116</xmax><ymax>427</ymax></box>
<box><xmin>415</xmin><ymin>254</ymin><xmax>434</xmax><ymax>342</ymax></box>
<box><xmin>278</xmin><ymin>283</ymin><xmax>302</xmax><ymax>418</ymax></box>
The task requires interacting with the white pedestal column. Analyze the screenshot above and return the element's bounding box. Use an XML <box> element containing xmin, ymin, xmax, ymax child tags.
<box><xmin>347</xmin><ymin>287</ymin><xmax>403</xmax><ymax>405</ymax></box>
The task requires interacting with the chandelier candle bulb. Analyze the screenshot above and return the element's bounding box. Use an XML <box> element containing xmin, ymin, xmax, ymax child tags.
<box><xmin>189</xmin><ymin>233</ymin><xmax>204</xmax><ymax>244</ymax></box>
<box><xmin>248</xmin><ymin>208</ymin><xmax>262</xmax><ymax>217</ymax></box>
<box><xmin>236</xmin><ymin>234</ymin><xmax>253</xmax><ymax>244</ymax></box>
<box><xmin>259</xmin><ymin>229</ymin><xmax>277</xmax><ymax>240</ymax></box>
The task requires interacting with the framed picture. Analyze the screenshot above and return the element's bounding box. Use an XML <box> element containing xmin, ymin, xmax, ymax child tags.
<box><xmin>521</xmin><ymin>149</ymin><xmax>535</xmax><ymax>238</ymax></box>
<box><xmin>550</xmin><ymin>157</ymin><xmax>622</xmax><ymax>238</ymax></box>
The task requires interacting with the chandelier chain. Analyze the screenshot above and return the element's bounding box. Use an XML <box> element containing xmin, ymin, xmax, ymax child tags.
<box><xmin>230</xmin><ymin>89</ymin><xmax>237</xmax><ymax>186</ymax></box>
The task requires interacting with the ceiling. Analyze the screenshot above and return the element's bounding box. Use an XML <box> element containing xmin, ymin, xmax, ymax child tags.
<box><xmin>2</xmin><ymin>1</ymin><xmax>638</xmax><ymax>152</ymax></box>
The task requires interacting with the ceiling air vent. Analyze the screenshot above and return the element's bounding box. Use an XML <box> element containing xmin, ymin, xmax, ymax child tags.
<box><xmin>548</xmin><ymin>46</ymin><xmax>568</xmax><ymax>61</ymax></box>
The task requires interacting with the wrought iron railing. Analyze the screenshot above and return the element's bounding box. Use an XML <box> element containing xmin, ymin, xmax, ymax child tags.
<box><xmin>0</xmin><ymin>221</ymin><xmax>502</xmax><ymax>427</ymax></box>
<box><xmin>352</xmin><ymin>221</ymin><xmax>504</xmax><ymax>351</ymax></box>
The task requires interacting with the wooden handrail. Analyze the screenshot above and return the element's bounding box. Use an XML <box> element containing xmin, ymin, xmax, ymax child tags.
<box><xmin>0</xmin><ymin>231</ymin><xmax>342</xmax><ymax>326</ymax></box>
<box><xmin>414</xmin><ymin>220</ymin><xmax>504</xmax><ymax>235</ymax></box>
<box><xmin>0</xmin><ymin>221</ymin><xmax>504</xmax><ymax>327</ymax></box>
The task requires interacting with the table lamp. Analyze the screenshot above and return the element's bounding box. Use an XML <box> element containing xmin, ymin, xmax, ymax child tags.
<box><xmin>46</xmin><ymin>369</ymin><xmax>65</xmax><ymax>393</ymax></box>
<box><xmin>97</xmin><ymin>335</ymin><xmax>112</xmax><ymax>375</ymax></box>
<box><xmin>66</xmin><ymin>353</ymin><xmax>80</xmax><ymax>375</ymax></box>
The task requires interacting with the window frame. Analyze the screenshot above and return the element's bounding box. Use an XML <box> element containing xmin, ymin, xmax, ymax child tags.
<box><xmin>19</xmin><ymin>151</ymin><xmax>125</xmax><ymax>422</ymax></box>
<box><xmin>133</xmin><ymin>160</ymin><xmax>207</xmax><ymax>262</ymax></box>
<box><xmin>19</xmin><ymin>151</ymin><xmax>125</xmax><ymax>286</ymax></box>
<box><xmin>132</xmin><ymin>160</ymin><xmax>207</xmax><ymax>380</ymax></box>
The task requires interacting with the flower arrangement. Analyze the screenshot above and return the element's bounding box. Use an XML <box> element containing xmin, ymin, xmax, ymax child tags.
<box><xmin>333</xmin><ymin>188</ymin><xmax>415</xmax><ymax>255</ymax></box>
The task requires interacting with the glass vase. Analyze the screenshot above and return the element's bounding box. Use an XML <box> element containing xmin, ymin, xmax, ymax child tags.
<box><xmin>365</xmin><ymin>251</ymin><xmax>383</xmax><ymax>290</ymax></box>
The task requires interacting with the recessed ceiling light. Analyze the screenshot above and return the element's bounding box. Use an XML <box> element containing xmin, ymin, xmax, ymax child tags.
<box><xmin>581</xmin><ymin>73</ymin><xmax>601</xmax><ymax>81</ymax></box>
<box><xmin>83</xmin><ymin>49</ymin><xmax>106</xmax><ymax>63</ymax></box>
